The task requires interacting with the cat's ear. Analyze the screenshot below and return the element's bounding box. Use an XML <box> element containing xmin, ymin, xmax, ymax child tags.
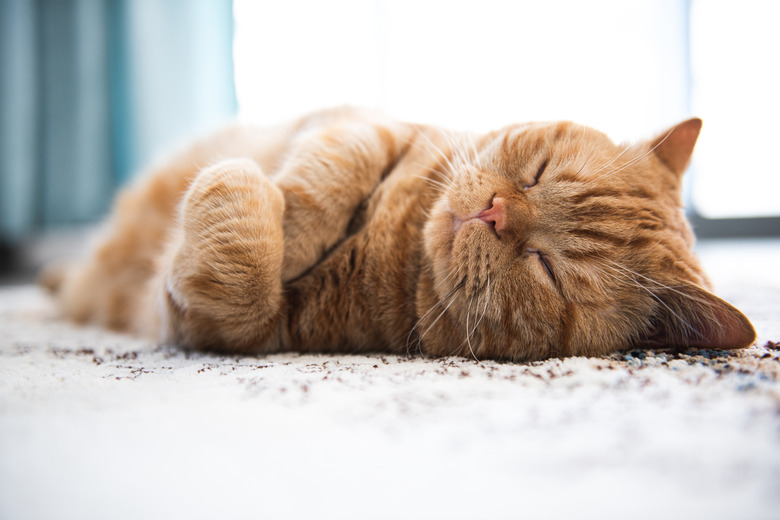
<box><xmin>649</xmin><ymin>118</ymin><xmax>702</xmax><ymax>177</ymax></box>
<box><xmin>637</xmin><ymin>283</ymin><xmax>756</xmax><ymax>351</ymax></box>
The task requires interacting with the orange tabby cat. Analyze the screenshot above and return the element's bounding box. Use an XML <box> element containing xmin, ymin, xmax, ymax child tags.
<box><xmin>42</xmin><ymin>107</ymin><xmax>755</xmax><ymax>361</ymax></box>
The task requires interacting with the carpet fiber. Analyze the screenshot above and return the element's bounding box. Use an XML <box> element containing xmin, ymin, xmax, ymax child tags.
<box><xmin>1</xmin><ymin>240</ymin><xmax>779</xmax><ymax>519</ymax></box>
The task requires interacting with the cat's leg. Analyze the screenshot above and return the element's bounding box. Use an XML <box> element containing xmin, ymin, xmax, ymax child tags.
<box><xmin>274</xmin><ymin>118</ymin><xmax>411</xmax><ymax>280</ymax></box>
<box><xmin>45</xmin><ymin>166</ymin><xmax>192</xmax><ymax>331</ymax></box>
<box><xmin>150</xmin><ymin>158</ymin><xmax>286</xmax><ymax>353</ymax></box>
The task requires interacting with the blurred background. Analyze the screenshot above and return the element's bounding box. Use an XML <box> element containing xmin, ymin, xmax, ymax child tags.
<box><xmin>1</xmin><ymin>0</ymin><xmax>779</xmax><ymax>282</ymax></box>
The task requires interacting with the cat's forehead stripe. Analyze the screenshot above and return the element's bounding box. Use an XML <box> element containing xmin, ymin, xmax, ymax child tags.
<box><xmin>566</xmin><ymin>228</ymin><xmax>654</xmax><ymax>250</ymax></box>
<box><xmin>568</xmin><ymin>186</ymin><xmax>655</xmax><ymax>204</ymax></box>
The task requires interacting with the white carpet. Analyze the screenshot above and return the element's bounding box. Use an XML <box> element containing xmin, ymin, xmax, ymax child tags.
<box><xmin>1</xmin><ymin>240</ymin><xmax>780</xmax><ymax>520</ymax></box>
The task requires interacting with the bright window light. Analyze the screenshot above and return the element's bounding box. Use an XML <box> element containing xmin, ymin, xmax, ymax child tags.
<box><xmin>234</xmin><ymin>0</ymin><xmax>689</xmax><ymax>140</ymax></box>
<box><xmin>690</xmin><ymin>0</ymin><xmax>780</xmax><ymax>219</ymax></box>
<box><xmin>233</xmin><ymin>0</ymin><xmax>779</xmax><ymax>220</ymax></box>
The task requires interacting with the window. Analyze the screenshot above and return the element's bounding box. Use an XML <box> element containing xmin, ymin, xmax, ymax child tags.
<box><xmin>233</xmin><ymin>0</ymin><xmax>780</xmax><ymax>231</ymax></box>
<box><xmin>690</xmin><ymin>0</ymin><xmax>780</xmax><ymax>219</ymax></box>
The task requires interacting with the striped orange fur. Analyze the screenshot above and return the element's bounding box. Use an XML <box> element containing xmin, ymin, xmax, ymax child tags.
<box><xmin>42</xmin><ymin>107</ymin><xmax>755</xmax><ymax>362</ymax></box>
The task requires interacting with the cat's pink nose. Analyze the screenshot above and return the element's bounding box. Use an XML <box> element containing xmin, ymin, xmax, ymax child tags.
<box><xmin>476</xmin><ymin>197</ymin><xmax>506</xmax><ymax>237</ymax></box>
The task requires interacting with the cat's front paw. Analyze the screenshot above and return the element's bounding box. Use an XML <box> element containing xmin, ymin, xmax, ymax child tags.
<box><xmin>180</xmin><ymin>158</ymin><xmax>284</xmax><ymax>235</ymax></box>
<box><xmin>161</xmin><ymin>159</ymin><xmax>286</xmax><ymax>352</ymax></box>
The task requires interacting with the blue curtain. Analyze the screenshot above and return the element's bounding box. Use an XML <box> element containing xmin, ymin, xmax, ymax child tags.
<box><xmin>0</xmin><ymin>0</ymin><xmax>236</xmax><ymax>242</ymax></box>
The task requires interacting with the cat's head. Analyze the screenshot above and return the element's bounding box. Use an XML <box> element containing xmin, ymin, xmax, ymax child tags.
<box><xmin>417</xmin><ymin>119</ymin><xmax>755</xmax><ymax>361</ymax></box>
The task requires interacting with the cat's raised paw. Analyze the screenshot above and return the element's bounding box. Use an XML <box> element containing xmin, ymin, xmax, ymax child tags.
<box><xmin>161</xmin><ymin>159</ymin><xmax>286</xmax><ymax>352</ymax></box>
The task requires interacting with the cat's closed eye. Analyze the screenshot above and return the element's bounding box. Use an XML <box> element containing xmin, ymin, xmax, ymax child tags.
<box><xmin>526</xmin><ymin>247</ymin><xmax>555</xmax><ymax>282</ymax></box>
<box><xmin>523</xmin><ymin>158</ymin><xmax>548</xmax><ymax>190</ymax></box>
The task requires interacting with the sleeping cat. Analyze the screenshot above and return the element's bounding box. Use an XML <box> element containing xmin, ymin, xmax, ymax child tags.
<box><xmin>42</xmin><ymin>107</ymin><xmax>756</xmax><ymax>362</ymax></box>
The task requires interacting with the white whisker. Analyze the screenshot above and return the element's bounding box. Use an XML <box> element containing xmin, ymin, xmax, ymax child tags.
<box><xmin>462</xmin><ymin>274</ymin><xmax>491</xmax><ymax>363</ymax></box>
<box><xmin>601</xmin><ymin>258</ymin><xmax>709</xmax><ymax>304</ymax></box>
<box><xmin>442</xmin><ymin>130</ymin><xmax>468</xmax><ymax>169</ymax></box>
<box><xmin>465</xmin><ymin>291</ymin><xmax>478</xmax><ymax>362</ymax></box>
<box><xmin>594</xmin><ymin>260</ymin><xmax>705</xmax><ymax>341</ymax></box>
<box><xmin>592</xmin><ymin>129</ymin><xmax>674</xmax><ymax>183</ymax></box>
<box><xmin>415</xmin><ymin>127</ymin><xmax>460</xmax><ymax>176</ymax></box>
<box><xmin>413</xmin><ymin>174</ymin><xmax>451</xmax><ymax>193</ymax></box>
<box><xmin>471</xmin><ymin>274</ymin><xmax>491</xmax><ymax>336</ymax></box>
<box><xmin>589</xmin><ymin>144</ymin><xmax>631</xmax><ymax>177</ymax></box>
<box><xmin>467</xmin><ymin>133</ymin><xmax>482</xmax><ymax>170</ymax></box>
<box><xmin>422</xmin><ymin>288</ymin><xmax>461</xmax><ymax>341</ymax></box>
<box><xmin>405</xmin><ymin>275</ymin><xmax>465</xmax><ymax>354</ymax></box>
